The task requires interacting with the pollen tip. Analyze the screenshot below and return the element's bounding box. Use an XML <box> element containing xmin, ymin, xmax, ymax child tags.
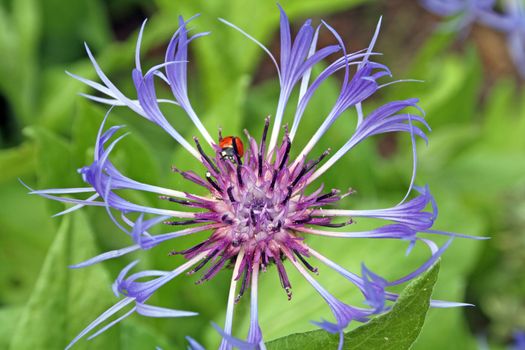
<box><xmin>285</xmin><ymin>287</ymin><xmax>292</xmax><ymax>301</ymax></box>
<box><xmin>341</xmin><ymin>188</ymin><xmax>356</xmax><ymax>199</ymax></box>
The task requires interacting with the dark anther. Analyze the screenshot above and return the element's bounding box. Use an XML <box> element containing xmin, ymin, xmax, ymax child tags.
<box><xmin>275</xmin><ymin>258</ymin><xmax>292</xmax><ymax>300</ymax></box>
<box><xmin>163</xmin><ymin>219</ymin><xmax>205</xmax><ymax>226</ymax></box>
<box><xmin>258</xmin><ymin>116</ymin><xmax>270</xmax><ymax>178</ymax></box>
<box><xmin>188</xmin><ymin>249</ymin><xmax>220</xmax><ymax>275</ymax></box>
<box><xmin>250</xmin><ymin>209</ymin><xmax>257</xmax><ymax>227</ymax></box>
<box><xmin>316</xmin><ymin>189</ymin><xmax>339</xmax><ymax>202</ymax></box>
<box><xmin>218</xmin><ymin>128</ymin><xmax>223</xmax><ymax>141</ymax></box>
<box><xmin>293</xmin><ymin>216</ymin><xmax>312</xmax><ymax>224</ymax></box>
<box><xmin>231</xmin><ymin>137</ymin><xmax>243</xmax><ymax>165</ymax></box>
<box><xmin>221</xmin><ymin>214</ymin><xmax>234</xmax><ymax>225</ymax></box>
<box><xmin>173</xmin><ymin>167</ymin><xmax>210</xmax><ymax>189</ymax></box>
<box><xmin>291</xmin><ymin>149</ymin><xmax>330</xmax><ymax>188</ymax></box>
<box><xmin>205</xmin><ymin>171</ymin><xmax>223</xmax><ymax>193</ymax></box>
<box><xmin>281</xmin><ymin>186</ymin><xmax>293</xmax><ymax>205</ymax></box>
<box><xmin>261</xmin><ymin>251</ymin><xmax>268</xmax><ymax>268</ymax></box>
<box><xmin>236</xmin><ymin>165</ymin><xmax>244</xmax><ymax>188</ymax></box>
<box><xmin>269</xmin><ymin>171</ymin><xmax>278</xmax><ymax>191</ymax></box>
<box><xmin>317</xmin><ymin>221</ymin><xmax>349</xmax><ymax>228</ymax></box>
<box><xmin>291</xmin><ymin>168</ymin><xmax>307</xmax><ymax>188</ymax></box>
<box><xmin>169</xmin><ymin>240</ymin><xmax>209</xmax><ymax>256</ymax></box>
<box><xmin>293</xmin><ymin>249</ymin><xmax>319</xmax><ymax>274</ymax></box>
<box><xmin>160</xmin><ymin>195</ymin><xmax>207</xmax><ymax>208</ymax></box>
<box><xmin>159</xmin><ymin>196</ymin><xmax>190</xmax><ymax>205</ymax></box>
<box><xmin>197</xmin><ymin>255</ymin><xmax>229</xmax><ymax>284</ymax></box>
<box><xmin>278</xmin><ymin>138</ymin><xmax>291</xmax><ymax>171</ymax></box>
<box><xmin>235</xmin><ymin>263</ymin><xmax>250</xmax><ymax>303</ymax></box>
<box><xmin>308</xmin><ymin>149</ymin><xmax>330</xmax><ymax>170</ymax></box>
<box><xmin>270</xmin><ymin>137</ymin><xmax>291</xmax><ymax>191</ymax></box>
<box><xmin>226</xmin><ymin>187</ymin><xmax>236</xmax><ymax>203</ymax></box>
<box><xmin>194</xmin><ymin>137</ymin><xmax>220</xmax><ymax>174</ymax></box>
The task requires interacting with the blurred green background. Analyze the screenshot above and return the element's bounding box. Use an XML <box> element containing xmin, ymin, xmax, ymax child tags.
<box><xmin>0</xmin><ymin>0</ymin><xmax>524</xmax><ymax>349</ymax></box>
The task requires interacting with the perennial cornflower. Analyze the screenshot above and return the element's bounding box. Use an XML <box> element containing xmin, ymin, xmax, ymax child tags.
<box><xmin>420</xmin><ymin>0</ymin><xmax>497</xmax><ymax>30</ymax></box>
<box><xmin>514</xmin><ymin>331</ymin><xmax>525</xmax><ymax>350</ymax></box>
<box><xmin>27</xmin><ymin>5</ymin><xmax>480</xmax><ymax>350</ymax></box>
<box><xmin>420</xmin><ymin>0</ymin><xmax>525</xmax><ymax>78</ymax></box>
<box><xmin>497</xmin><ymin>0</ymin><xmax>525</xmax><ymax>77</ymax></box>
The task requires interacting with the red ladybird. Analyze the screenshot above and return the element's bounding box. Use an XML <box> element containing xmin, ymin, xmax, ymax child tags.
<box><xmin>219</xmin><ymin>136</ymin><xmax>244</xmax><ymax>161</ymax></box>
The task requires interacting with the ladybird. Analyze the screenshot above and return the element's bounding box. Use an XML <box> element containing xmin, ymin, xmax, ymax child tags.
<box><xmin>219</xmin><ymin>136</ymin><xmax>244</xmax><ymax>161</ymax></box>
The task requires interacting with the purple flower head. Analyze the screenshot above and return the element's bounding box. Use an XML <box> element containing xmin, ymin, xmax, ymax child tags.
<box><xmin>420</xmin><ymin>0</ymin><xmax>497</xmax><ymax>31</ymax></box>
<box><xmin>27</xmin><ymin>5</ymin><xmax>484</xmax><ymax>349</ymax></box>
<box><xmin>514</xmin><ymin>331</ymin><xmax>525</xmax><ymax>350</ymax></box>
<box><xmin>420</xmin><ymin>0</ymin><xmax>525</xmax><ymax>78</ymax></box>
<box><xmin>499</xmin><ymin>0</ymin><xmax>525</xmax><ymax>78</ymax></box>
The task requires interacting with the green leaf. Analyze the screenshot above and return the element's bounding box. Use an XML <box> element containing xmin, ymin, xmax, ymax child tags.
<box><xmin>24</xmin><ymin>127</ymin><xmax>77</xmax><ymax>188</ymax></box>
<box><xmin>0</xmin><ymin>0</ymin><xmax>40</xmax><ymax>126</ymax></box>
<box><xmin>0</xmin><ymin>180</ymin><xmax>55</xmax><ymax>305</ymax></box>
<box><xmin>39</xmin><ymin>0</ymin><xmax>111</xmax><ymax>65</ymax></box>
<box><xmin>0</xmin><ymin>142</ymin><xmax>35</xmax><ymax>183</ymax></box>
<box><xmin>23</xmin><ymin>126</ymin><xmax>79</xmax><ymax>214</ymax></box>
<box><xmin>0</xmin><ymin>307</ymin><xmax>22</xmax><ymax>348</ymax></box>
<box><xmin>9</xmin><ymin>212</ymin><xmax>119</xmax><ymax>350</ymax></box>
<box><xmin>120</xmin><ymin>319</ymin><xmax>172</xmax><ymax>350</ymax></box>
<box><xmin>266</xmin><ymin>262</ymin><xmax>440</xmax><ymax>350</ymax></box>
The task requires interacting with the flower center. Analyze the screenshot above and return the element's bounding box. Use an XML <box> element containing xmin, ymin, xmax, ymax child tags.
<box><xmin>225</xmin><ymin>166</ymin><xmax>293</xmax><ymax>247</ymax></box>
<box><xmin>167</xmin><ymin>119</ymin><xmax>348</xmax><ymax>299</ymax></box>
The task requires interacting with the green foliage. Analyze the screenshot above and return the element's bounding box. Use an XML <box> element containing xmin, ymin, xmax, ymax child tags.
<box><xmin>0</xmin><ymin>307</ymin><xmax>22</xmax><ymax>349</ymax></box>
<box><xmin>266</xmin><ymin>262</ymin><xmax>440</xmax><ymax>350</ymax></box>
<box><xmin>0</xmin><ymin>0</ymin><xmax>523</xmax><ymax>349</ymax></box>
<box><xmin>9</xmin><ymin>212</ymin><xmax>119</xmax><ymax>349</ymax></box>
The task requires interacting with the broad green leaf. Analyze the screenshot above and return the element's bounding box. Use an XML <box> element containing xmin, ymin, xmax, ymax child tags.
<box><xmin>24</xmin><ymin>127</ymin><xmax>77</xmax><ymax>188</ymax></box>
<box><xmin>266</xmin><ymin>262</ymin><xmax>440</xmax><ymax>350</ymax></box>
<box><xmin>9</xmin><ymin>212</ymin><xmax>119</xmax><ymax>350</ymax></box>
<box><xmin>421</xmin><ymin>49</ymin><xmax>482</xmax><ymax>127</ymax></box>
<box><xmin>121</xmin><ymin>319</ymin><xmax>172</xmax><ymax>350</ymax></box>
<box><xmin>0</xmin><ymin>142</ymin><xmax>35</xmax><ymax>183</ymax></box>
<box><xmin>0</xmin><ymin>307</ymin><xmax>22</xmax><ymax>348</ymax></box>
<box><xmin>0</xmin><ymin>0</ymin><xmax>40</xmax><ymax>126</ymax></box>
<box><xmin>39</xmin><ymin>0</ymin><xmax>111</xmax><ymax>65</ymax></box>
<box><xmin>23</xmin><ymin>126</ymin><xmax>78</xmax><ymax>214</ymax></box>
<box><xmin>0</xmin><ymin>180</ymin><xmax>55</xmax><ymax>305</ymax></box>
